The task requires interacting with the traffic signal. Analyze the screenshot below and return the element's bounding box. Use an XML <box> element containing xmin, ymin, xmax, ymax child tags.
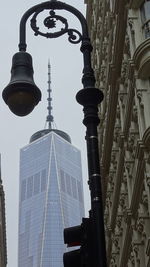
<box><xmin>63</xmin><ymin>218</ymin><xmax>93</xmax><ymax>267</ymax></box>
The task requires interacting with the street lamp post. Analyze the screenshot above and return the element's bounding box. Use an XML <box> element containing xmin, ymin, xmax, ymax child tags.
<box><xmin>2</xmin><ymin>1</ymin><xmax>107</xmax><ymax>266</ymax></box>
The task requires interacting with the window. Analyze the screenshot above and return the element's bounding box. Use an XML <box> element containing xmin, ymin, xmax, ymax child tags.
<box><xmin>77</xmin><ymin>181</ymin><xmax>83</xmax><ymax>203</ymax></box>
<box><xmin>21</xmin><ymin>179</ymin><xmax>26</xmax><ymax>201</ymax></box>
<box><xmin>65</xmin><ymin>173</ymin><xmax>72</xmax><ymax>196</ymax></box>
<box><xmin>60</xmin><ymin>169</ymin><xmax>66</xmax><ymax>192</ymax></box>
<box><xmin>41</xmin><ymin>169</ymin><xmax>47</xmax><ymax>192</ymax></box>
<box><xmin>34</xmin><ymin>172</ymin><xmax>40</xmax><ymax>194</ymax></box>
<box><xmin>71</xmin><ymin>176</ymin><xmax>77</xmax><ymax>199</ymax></box>
<box><xmin>141</xmin><ymin>0</ymin><xmax>150</xmax><ymax>38</ymax></box>
<box><xmin>27</xmin><ymin>176</ymin><xmax>33</xmax><ymax>198</ymax></box>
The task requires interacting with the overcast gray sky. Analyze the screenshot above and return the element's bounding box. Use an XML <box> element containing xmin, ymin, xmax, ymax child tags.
<box><xmin>0</xmin><ymin>1</ymin><xmax>90</xmax><ymax>266</ymax></box>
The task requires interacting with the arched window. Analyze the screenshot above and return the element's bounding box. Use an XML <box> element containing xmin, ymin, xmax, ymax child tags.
<box><xmin>140</xmin><ymin>0</ymin><xmax>150</xmax><ymax>38</ymax></box>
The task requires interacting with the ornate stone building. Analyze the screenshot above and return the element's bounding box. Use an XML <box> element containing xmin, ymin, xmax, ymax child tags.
<box><xmin>85</xmin><ymin>0</ymin><xmax>150</xmax><ymax>266</ymax></box>
<box><xmin>0</xmin><ymin>156</ymin><xmax>7</xmax><ymax>267</ymax></box>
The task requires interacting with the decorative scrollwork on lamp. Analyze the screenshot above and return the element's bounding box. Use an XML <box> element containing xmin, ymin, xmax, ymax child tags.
<box><xmin>30</xmin><ymin>9</ymin><xmax>82</xmax><ymax>43</ymax></box>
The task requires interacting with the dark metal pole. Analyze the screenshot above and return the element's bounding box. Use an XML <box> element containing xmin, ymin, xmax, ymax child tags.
<box><xmin>76</xmin><ymin>85</ymin><xmax>107</xmax><ymax>267</ymax></box>
<box><xmin>78</xmin><ymin>34</ymin><xmax>107</xmax><ymax>267</ymax></box>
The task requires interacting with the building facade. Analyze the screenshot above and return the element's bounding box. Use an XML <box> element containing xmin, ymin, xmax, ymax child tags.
<box><xmin>85</xmin><ymin>0</ymin><xmax>150</xmax><ymax>266</ymax></box>
<box><xmin>18</xmin><ymin>130</ymin><xmax>84</xmax><ymax>267</ymax></box>
<box><xmin>0</xmin><ymin>156</ymin><xmax>7</xmax><ymax>267</ymax></box>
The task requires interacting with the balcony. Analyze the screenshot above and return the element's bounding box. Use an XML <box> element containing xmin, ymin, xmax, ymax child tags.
<box><xmin>133</xmin><ymin>38</ymin><xmax>150</xmax><ymax>79</ymax></box>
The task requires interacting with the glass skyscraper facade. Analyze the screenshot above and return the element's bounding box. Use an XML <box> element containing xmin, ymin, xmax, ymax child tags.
<box><xmin>18</xmin><ymin>130</ymin><xmax>84</xmax><ymax>267</ymax></box>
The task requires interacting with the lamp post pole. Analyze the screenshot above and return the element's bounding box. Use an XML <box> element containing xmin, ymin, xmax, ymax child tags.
<box><xmin>2</xmin><ymin>1</ymin><xmax>107</xmax><ymax>266</ymax></box>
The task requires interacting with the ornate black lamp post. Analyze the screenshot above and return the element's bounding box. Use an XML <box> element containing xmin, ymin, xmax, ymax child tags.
<box><xmin>2</xmin><ymin>1</ymin><xmax>107</xmax><ymax>266</ymax></box>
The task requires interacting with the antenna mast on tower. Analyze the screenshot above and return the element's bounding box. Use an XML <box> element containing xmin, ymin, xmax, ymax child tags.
<box><xmin>0</xmin><ymin>154</ymin><xmax>2</xmax><ymax>184</ymax></box>
<box><xmin>46</xmin><ymin>60</ymin><xmax>54</xmax><ymax>129</ymax></box>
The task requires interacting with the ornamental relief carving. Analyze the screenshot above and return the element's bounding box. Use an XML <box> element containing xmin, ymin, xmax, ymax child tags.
<box><xmin>128</xmin><ymin>19</ymin><xmax>135</xmax><ymax>35</ymax></box>
<box><xmin>128</xmin><ymin>212</ymin><xmax>149</xmax><ymax>266</ymax></box>
<box><xmin>124</xmin><ymin>208</ymin><xmax>132</xmax><ymax>224</ymax></box>
<box><xmin>119</xmin><ymin>193</ymin><xmax>127</xmax><ymax>210</ymax></box>
<box><xmin>97</xmin><ymin>17</ymin><xmax>101</xmax><ymax>33</ymax></box>
<box><xmin>100</xmin><ymin>61</ymin><xmax>106</xmax><ymax>83</ymax></box>
<box><xmin>137</xmin><ymin>91</ymin><xmax>145</xmax><ymax>109</ymax></box>
<box><xmin>116</xmin><ymin>105</ymin><xmax>120</xmax><ymax>120</ymax></box>
<box><xmin>116</xmin><ymin>215</ymin><xmax>123</xmax><ymax>234</ymax></box>
<box><xmin>128</xmin><ymin>18</ymin><xmax>136</xmax><ymax>51</ymax></box>
<box><xmin>120</xmin><ymin>58</ymin><xmax>129</xmax><ymax>85</ymax></box>
<box><xmin>108</xmin><ymin>175</ymin><xmax>115</xmax><ymax>191</ymax></box>
<box><xmin>128</xmin><ymin>249</ymin><xmax>135</xmax><ymax>265</ymax></box>
<box><xmin>110</xmin><ymin>161</ymin><xmax>117</xmax><ymax>172</ymax></box>
<box><xmin>127</xmin><ymin>130</ymin><xmax>139</xmax><ymax>160</ymax></box>
<box><xmin>146</xmin><ymin>174</ymin><xmax>150</xmax><ymax>187</ymax></box>
<box><xmin>111</xmin><ymin>151</ymin><xmax>117</xmax><ymax>165</ymax></box>
<box><xmin>112</xmin><ymin>235</ymin><xmax>120</xmax><ymax>254</ymax></box>
<box><xmin>132</xmin><ymin>243</ymin><xmax>141</xmax><ymax>265</ymax></box>
<box><xmin>110</xmin><ymin>255</ymin><xmax>117</xmax><ymax>267</ymax></box>
<box><xmin>147</xmin><ymin>153</ymin><xmax>150</xmax><ymax>164</ymax></box>
<box><xmin>114</xmin><ymin>127</ymin><xmax>121</xmax><ymax>143</ymax></box>
<box><xmin>136</xmin><ymin>217</ymin><xmax>145</xmax><ymax>236</ymax></box>
<box><xmin>141</xmin><ymin>190</ymin><xmax>148</xmax><ymax>207</ymax></box>
<box><xmin>124</xmin><ymin>34</ymin><xmax>131</xmax><ymax>57</ymax></box>
<box><xmin>103</xmin><ymin>17</ymin><xmax>109</xmax><ymax>37</ymax></box>
<box><xmin>125</xmin><ymin>161</ymin><xmax>134</xmax><ymax>180</ymax></box>
<box><xmin>106</xmin><ymin>191</ymin><xmax>112</xmax><ymax>207</ymax></box>
<box><xmin>127</xmin><ymin>134</ymin><xmax>136</xmax><ymax>153</ymax></box>
<box><xmin>131</xmin><ymin>106</ymin><xmax>138</xmax><ymax>124</ymax></box>
<box><xmin>119</xmin><ymin>93</ymin><xmax>127</xmax><ymax>110</ymax></box>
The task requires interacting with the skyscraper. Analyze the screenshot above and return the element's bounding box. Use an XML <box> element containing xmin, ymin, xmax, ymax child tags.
<box><xmin>18</xmin><ymin>63</ymin><xmax>84</xmax><ymax>267</ymax></box>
